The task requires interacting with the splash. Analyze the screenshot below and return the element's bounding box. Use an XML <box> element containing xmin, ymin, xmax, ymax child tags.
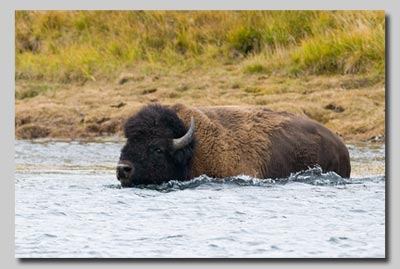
<box><xmin>286</xmin><ymin>166</ymin><xmax>349</xmax><ymax>186</ymax></box>
<box><xmin>109</xmin><ymin>166</ymin><xmax>385</xmax><ymax>192</ymax></box>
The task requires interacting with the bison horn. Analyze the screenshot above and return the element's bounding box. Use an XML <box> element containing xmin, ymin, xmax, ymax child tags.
<box><xmin>172</xmin><ymin>117</ymin><xmax>195</xmax><ymax>150</ymax></box>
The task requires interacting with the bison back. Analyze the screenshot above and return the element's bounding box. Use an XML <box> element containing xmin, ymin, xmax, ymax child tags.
<box><xmin>172</xmin><ymin>104</ymin><xmax>351</xmax><ymax>179</ymax></box>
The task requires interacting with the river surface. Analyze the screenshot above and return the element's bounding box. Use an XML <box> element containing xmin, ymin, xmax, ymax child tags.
<box><xmin>15</xmin><ymin>139</ymin><xmax>385</xmax><ymax>258</ymax></box>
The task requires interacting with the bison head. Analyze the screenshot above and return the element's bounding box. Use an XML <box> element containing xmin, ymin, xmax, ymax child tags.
<box><xmin>117</xmin><ymin>104</ymin><xmax>195</xmax><ymax>187</ymax></box>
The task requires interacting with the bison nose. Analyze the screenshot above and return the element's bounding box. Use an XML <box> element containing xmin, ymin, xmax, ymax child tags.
<box><xmin>116</xmin><ymin>161</ymin><xmax>134</xmax><ymax>181</ymax></box>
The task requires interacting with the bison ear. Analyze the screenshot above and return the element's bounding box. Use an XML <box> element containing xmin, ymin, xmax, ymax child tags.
<box><xmin>172</xmin><ymin>117</ymin><xmax>195</xmax><ymax>151</ymax></box>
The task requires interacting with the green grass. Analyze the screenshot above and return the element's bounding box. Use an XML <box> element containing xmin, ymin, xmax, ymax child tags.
<box><xmin>243</xmin><ymin>63</ymin><xmax>268</xmax><ymax>74</ymax></box>
<box><xmin>15</xmin><ymin>82</ymin><xmax>55</xmax><ymax>99</ymax></box>
<box><xmin>15</xmin><ymin>10</ymin><xmax>385</xmax><ymax>83</ymax></box>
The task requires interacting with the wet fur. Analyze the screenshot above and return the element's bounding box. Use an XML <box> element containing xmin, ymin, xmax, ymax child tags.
<box><xmin>172</xmin><ymin>104</ymin><xmax>350</xmax><ymax>179</ymax></box>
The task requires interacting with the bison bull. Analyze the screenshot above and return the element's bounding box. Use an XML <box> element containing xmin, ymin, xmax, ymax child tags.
<box><xmin>116</xmin><ymin>103</ymin><xmax>350</xmax><ymax>186</ymax></box>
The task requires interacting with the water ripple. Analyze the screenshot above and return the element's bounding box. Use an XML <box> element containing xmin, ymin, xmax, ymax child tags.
<box><xmin>112</xmin><ymin>166</ymin><xmax>385</xmax><ymax>192</ymax></box>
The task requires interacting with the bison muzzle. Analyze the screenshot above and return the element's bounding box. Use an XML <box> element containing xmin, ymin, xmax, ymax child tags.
<box><xmin>117</xmin><ymin>103</ymin><xmax>351</xmax><ymax>186</ymax></box>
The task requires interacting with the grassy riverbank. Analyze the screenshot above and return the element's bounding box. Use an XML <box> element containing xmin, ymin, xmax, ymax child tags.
<box><xmin>15</xmin><ymin>11</ymin><xmax>385</xmax><ymax>141</ymax></box>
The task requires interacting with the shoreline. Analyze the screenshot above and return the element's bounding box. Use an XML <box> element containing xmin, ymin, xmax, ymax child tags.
<box><xmin>13</xmin><ymin>136</ymin><xmax>385</xmax><ymax>145</ymax></box>
<box><xmin>15</xmin><ymin>73</ymin><xmax>385</xmax><ymax>143</ymax></box>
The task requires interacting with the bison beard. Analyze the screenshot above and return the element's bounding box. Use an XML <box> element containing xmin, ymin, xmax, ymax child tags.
<box><xmin>117</xmin><ymin>103</ymin><xmax>351</xmax><ymax>186</ymax></box>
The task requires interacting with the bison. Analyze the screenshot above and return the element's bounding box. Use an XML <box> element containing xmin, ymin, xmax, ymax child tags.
<box><xmin>116</xmin><ymin>103</ymin><xmax>351</xmax><ymax>187</ymax></box>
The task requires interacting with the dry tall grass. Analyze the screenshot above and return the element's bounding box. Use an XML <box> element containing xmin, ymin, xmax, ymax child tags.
<box><xmin>16</xmin><ymin>11</ymin><xmax>385</xmax><ymax>83</ymax></box>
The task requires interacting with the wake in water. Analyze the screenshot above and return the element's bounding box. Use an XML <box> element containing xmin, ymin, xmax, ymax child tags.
<box><xmin>105</xmin><ymin>166</ymin><xmax>385</xmax><ymax>192</ymax></box>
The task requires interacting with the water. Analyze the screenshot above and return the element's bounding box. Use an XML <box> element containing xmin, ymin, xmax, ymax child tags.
<box><xmin>15</xmin><ymin>139</ymin><xmax>385</xmax><ymax>258</ymax></box>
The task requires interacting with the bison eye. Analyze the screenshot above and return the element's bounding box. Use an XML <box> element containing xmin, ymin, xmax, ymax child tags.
<box><xmin>154</xmin><ymin>148</ymin><xmax>163</xmax><ymax>154</ymax></box>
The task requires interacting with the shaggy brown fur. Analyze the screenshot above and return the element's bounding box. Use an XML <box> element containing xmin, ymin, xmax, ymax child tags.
<box><xmin>171</xmin><ymin>103</ymin><xmax>351</xmax><ymax>178</ymax></box>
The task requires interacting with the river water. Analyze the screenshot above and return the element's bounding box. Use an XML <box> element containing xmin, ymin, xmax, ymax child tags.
<box><xmin>15</xmin><ymin>139</ymin><xmax>385</xmax><ymax>258</ymax></box>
